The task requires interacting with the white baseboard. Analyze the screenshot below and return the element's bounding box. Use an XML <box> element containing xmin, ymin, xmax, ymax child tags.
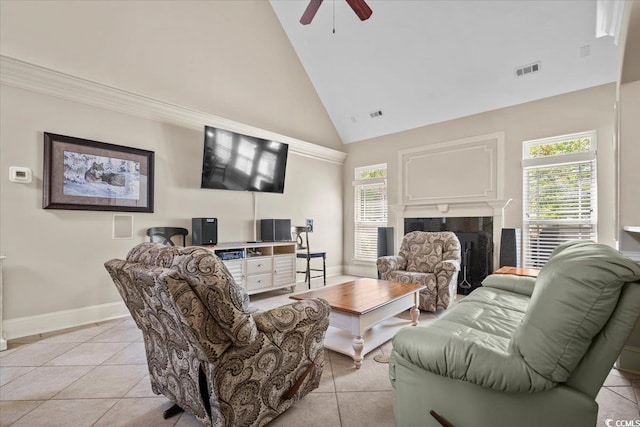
<box><xmin>3</xmin><ymin>301</ymin><xmax>129</xmax><ymax>340</ymax></box>
<box><xmin>294</xmin><ymin>265</ymin><xmax>345</xmax><ymax>284</ymax></box>
<box><xmin>3</xmin><ymin>266</ymin><xmax>348</xmax><ymax>341</ymax></box>
<box><xmin>326</xmin><ymin>266</ymin><xmax>344</xmax><ymax>277</ymax></box>
<box><xmin>616</xmin><ymin>345</ymin><xmax>640</xmax><ymax>374</ymax></box>
<box><xmin>344</xmin><ymin>264</ymin><xmax>377</xmax><ymax>278</ymax></box>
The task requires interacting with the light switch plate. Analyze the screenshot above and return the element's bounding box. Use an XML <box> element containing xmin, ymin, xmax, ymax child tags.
<box><xmin>306</xmin><ymin>218</ymin><xmax>313</xmax><ymax>232</ymax></box>
<box><xmin>9</xmin><ymin>166</ymin><xmax>32</xmax><ymax>183</ymax></box>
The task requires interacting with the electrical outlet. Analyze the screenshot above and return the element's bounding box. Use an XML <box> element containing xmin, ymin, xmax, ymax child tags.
<box><xmin>306</xmin><ymin>218</ymin><xmax>313</xmax><ymax>232</ymax></box>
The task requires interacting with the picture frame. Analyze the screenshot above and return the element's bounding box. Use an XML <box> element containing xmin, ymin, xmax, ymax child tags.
<box><xmin>43</xmin><ymin>132</ymin><xmax>154</xmax><ymax>213</ymax></box>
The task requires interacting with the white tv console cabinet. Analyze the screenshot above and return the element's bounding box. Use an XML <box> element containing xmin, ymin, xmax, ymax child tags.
<box><xmin>205</xmin><ymin>241</ymin><xmax>297</xmax><ymax>295</ymax></box>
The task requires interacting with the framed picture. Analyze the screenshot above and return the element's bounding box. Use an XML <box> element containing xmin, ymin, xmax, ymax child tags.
<box><xmin>43</xmin><ymin>132</ymin><xmax>154</xmax><ymax>212</ymax></box>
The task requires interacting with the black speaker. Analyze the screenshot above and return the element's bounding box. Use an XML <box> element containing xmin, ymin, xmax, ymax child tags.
<box><xmin>499</xmin><ymin>228</ymin><xmax>521</xmax><ymax>268</ymax></box>
<box><xmin>377</xmin><ymin>227</ymin><xmax>394</xmax><ymax>258</ymax></box>
<box><xmin>260</xmin><ymin>219</ymin><xmax>292</xmax><ymax>242</ymax></box>
<box><xmin>192</xmin><ymin>218</ymin><xmax>218</xmax><ymax>245</ymax></box>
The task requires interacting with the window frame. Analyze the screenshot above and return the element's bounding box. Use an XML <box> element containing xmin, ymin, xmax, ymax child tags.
<box><xmin>521</xmin><ymin>131</ymin><xmax>598</xmax><ymax>268</ymax></box>
<box><xmin>353</xmin><ymin>163</ymin><xmax>388</xmax><ymax>263</ymax></box>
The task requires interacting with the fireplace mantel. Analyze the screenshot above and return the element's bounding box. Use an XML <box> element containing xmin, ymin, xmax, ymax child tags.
<box><xmin>391</xmin><ymin>199</ymin><xmax>511</xmax><ymax>216</ymax></box>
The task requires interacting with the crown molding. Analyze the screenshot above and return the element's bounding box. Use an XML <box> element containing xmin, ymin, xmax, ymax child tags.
<box><xmin>0</xmin><ymin>55</ymin><xmax>347</xmax><ymax>164</ymax></box>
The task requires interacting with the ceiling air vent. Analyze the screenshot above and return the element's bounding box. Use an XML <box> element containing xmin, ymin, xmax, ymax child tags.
<box><xmin>369</xmin><ymin>110</ymin><xmax>383</xmax><ymax>118</ymax></box>
<box><xmin>515</xmin><ymin>61</ymin><xmax>541</xmax><ymax>78</ymax></box>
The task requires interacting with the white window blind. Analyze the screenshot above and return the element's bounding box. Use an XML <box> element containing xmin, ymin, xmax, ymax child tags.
<box><xmin>522</xmin><ymin>132</ymin><xmax>597</xmax><ymax>268</ymax></box>
<box><xmin>354</xmin><ymin>165</ymin><xmax>387</xmax><ymax>262</ymax></box>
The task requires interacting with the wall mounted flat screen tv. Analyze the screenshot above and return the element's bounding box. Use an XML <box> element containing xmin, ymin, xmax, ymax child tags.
<box><xmin>201</xmin><ymin>126</ymin><xmax>289</xmax><ymax>193</ymax></box>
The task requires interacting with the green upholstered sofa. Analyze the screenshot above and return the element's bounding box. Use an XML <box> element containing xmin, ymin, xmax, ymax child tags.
<box><xmin>389</xmin><ymin>241</ymin><xmax>640</xmax><ymax>427</ymax></box>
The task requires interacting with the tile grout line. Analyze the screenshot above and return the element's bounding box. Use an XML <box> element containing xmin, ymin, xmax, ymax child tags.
<box><xmin>0</xmin><ymin>340</ymin><xmax>86</xmax><ymax>387</ymax></box>
<box><xmin>604</xmin><ymin>386</ymin><xmax>639</xmax><ymax>405</ymax></box>
<box><xmin>4</xmin><ymin>399</ymin><xmax>48</xmax><ymax>426</ymax></box>
<box><xmin>328</xmin><ymin>350</ymin><xmax>344</xmax><ymax>427</ymax></box>
<box><xmin>0</xmin><ymin>366</ymin><xmax>36</xmax><ymax>389</ymax></box>
<box><xmin>88</xmin><ymin>397</ymin><xmax>126</xmax><ymax>427</ymax></box>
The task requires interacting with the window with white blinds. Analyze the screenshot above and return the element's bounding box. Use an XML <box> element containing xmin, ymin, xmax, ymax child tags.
<box><xmin>522</xmin><ymin>132</ymin><xmax>597</xmax><ymax>268</ymax></box>
<box><xmin>354</xmin><ymin>164</ymin><xmax>387</xmax><ymax>262</ymax></box>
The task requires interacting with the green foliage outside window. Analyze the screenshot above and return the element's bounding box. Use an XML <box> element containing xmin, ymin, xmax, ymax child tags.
<box><xmin>526</xmin><ymin>163</ymin><xmax>593</xmax><ymax>220</ymax></box>
<box><xmin>356</xmin><ymin>167</ymin><xmax>387</xmax><ymax>180</ymax></box>
<box><xmin>528</xmin><ymin>138</ymin><xmax>591</xmax><ymax>158</ymax></box>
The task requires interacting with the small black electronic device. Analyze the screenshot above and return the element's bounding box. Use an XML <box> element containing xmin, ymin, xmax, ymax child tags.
<box><xmin>260</xmin><ymin>219</ymin><xmax>292</xmax><ymax>241</ymax></box>
<box><xmin>192</xmin><ymin>217</ymin><xmax>218</xmax><ymax>245</ymax></box>
<box><xmin>218</xmin><ymin>250</ymin><xmax>244</xmax><ymax>261</ymax></box>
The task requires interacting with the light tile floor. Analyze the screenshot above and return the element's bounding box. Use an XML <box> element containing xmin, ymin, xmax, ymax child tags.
<box><xmin>1</xmin><ymin>275</ymin><xmax>638</xmax><ymax>426</ymax></box>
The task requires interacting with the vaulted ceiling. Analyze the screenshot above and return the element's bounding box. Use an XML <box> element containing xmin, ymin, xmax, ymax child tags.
<box><xmin>270</xmin><ymin>0</ymin><xmax>620</xmax><ymax>144</ymax></box>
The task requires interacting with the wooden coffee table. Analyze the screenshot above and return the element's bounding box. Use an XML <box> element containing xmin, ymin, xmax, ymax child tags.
<box><xmin>291</xmin><ymin>278</ymin><xmax>425</xmax><ymax>368</ymax></box>
<box><xmin>494</xmin><ymin>266</ymin><xmax>540</xmax><ymax>277</ymax></box>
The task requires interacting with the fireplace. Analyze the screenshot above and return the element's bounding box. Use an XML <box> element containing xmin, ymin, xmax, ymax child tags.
<box><xmin>404</xmin><ymin>217</ymin><xmax>493</xmax><ymax>293</ymax></box>
<box><xmin>386</xmin><ymin>132</ymin><xmax>512</xmax><ymax>291</ymax></box>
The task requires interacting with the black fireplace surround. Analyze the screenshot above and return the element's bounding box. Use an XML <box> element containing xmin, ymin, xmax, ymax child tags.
<box><xmin>404</xmin><ymin>217</ymin><xmax>493</xmax><ymax>294</ymax></box>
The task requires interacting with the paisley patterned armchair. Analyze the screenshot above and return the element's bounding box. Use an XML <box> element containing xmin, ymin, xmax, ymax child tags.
<box><xmin>105</xmin><ymin>243</ymin><xmax>330</xmax><ymax>427</ymax></box>
<box><xmin>377</xmin><ymin>231</ymin><xmax>461</xmax><ymax>312</ymax></box>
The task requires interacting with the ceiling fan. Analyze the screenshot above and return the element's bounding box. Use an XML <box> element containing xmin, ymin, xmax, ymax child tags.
<box><xmin>300</xmin><ymin>0</ymin><xmax>373</xmax><ymax>25</ymax></box>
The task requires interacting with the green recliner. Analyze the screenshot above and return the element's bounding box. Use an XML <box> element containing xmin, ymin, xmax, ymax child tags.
<box><xmin>389</xmin><ymin>240</ymin><xmax>640</xmax><ymax>427</ymax></box>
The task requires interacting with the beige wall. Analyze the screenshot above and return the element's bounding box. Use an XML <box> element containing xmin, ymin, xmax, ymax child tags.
<box><xmin>0</xmin><ymin>85</ymin><xmax>343</xmax><ymax>324</ymax></box>
<box><xmin>616</xmin><ymin>0</ymin><xmax>640</xmax><ymax>371</ymax></box>
<box><xmin>617</xmin><ymin>81</ymin><xmax>640</xmax><ymax>370</ymax></box>
<box><xmin>619</xmin><ymin>80</ymin><xmax>640</xmax><ymax>253</ymax></box>
<box><xmin>0</xmin><ymin>0</ymin><xmax>342</xmax><ymax>150</ymax></box>
<box><xmin>343</xmin><ymin>84</ymin><xmax>617</xmax><ymax>274</ymax></box>
<box><xmin>0</xmin><ymin>1</ymin><xmax>344</xmax><ymax>336</ymax></box>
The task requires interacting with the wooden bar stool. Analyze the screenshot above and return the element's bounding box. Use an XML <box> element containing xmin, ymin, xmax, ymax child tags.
<box><xmin>297</xmin><ymin>251</ymin><xmax>326</xmax><ymax>289</ymax></box>
<box><xmin>293</xmin><ymin>225</ymin><xmax>326</xmax><ymax>289</ymax></box>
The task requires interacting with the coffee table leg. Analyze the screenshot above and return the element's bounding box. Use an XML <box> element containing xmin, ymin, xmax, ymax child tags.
<box><xmin>352</xmin><ymin>336</ymin><xmax>364</xmax><ymax>369</ymax></box>
<box><xmin>410</xmin><ymin>306</ymin><xmax>420</xmax><ymax>326</ymax></box>
<box><xmin>410</xmin><ymin>292</ymin><xmax>420</xmax><ymax>326</ymax></box>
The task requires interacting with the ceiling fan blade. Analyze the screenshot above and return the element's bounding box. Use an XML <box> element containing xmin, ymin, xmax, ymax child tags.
<box><xmin>300</xmin><ymin>0</ymin><xmax>324</xmax><ymax>25</ymax></box>
<box><xmin>345</xmin><ymin>0</ymin><xmax>373</xmax><ymax>21</ymax></box>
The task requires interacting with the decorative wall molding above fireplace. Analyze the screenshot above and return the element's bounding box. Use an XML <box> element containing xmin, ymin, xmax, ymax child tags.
<box><xmin>392</xmin><ymin>131</ymin><xmax>510</xmax><ymax>268</ymax></box>
<box><xmin>397</xmin><ymin>131</ymin><xmax>505</xmax><ymax>206</ymax></box>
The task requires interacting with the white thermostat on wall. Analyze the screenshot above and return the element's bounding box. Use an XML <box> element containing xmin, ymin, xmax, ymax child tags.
<box><xmin>9</xmin><ymin>166</ymin><xmax>32</xmax><ymax>184</ymax></box>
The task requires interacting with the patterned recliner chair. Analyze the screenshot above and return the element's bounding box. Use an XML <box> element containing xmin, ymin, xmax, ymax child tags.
<box><xmin>104</xmin><ymin>243</ymin><xmax>330</xmax><ymax>427</ymax></box>
<box><xmin>377</xmin><ymin>231</ymin><xmax>461</xmax><ymax>312</ymax></box>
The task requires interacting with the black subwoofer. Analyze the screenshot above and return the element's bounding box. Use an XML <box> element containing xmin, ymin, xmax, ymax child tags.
<box><xmin>499</xmin><ymin>228</ymin><xmax>521</xmax><ymax>267</ymax></box>
<box><xmin>377</xmin><ymin>227</ymin><xmax>395</xmax><ymax>258</ymax></box>
<box><xmin>192</xmin><ymin>218</ymin><xmax>218</xmax><ymax>245</ymax></box>
<box><xmin>260</xmin><ymin>219</ymin><xmax>292</xmax><ymax>242</ymax></box>
<box><xmin>377</xmin><ymin>227</ymin><xmax>394</xmax><ymax>279</ymax></box>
